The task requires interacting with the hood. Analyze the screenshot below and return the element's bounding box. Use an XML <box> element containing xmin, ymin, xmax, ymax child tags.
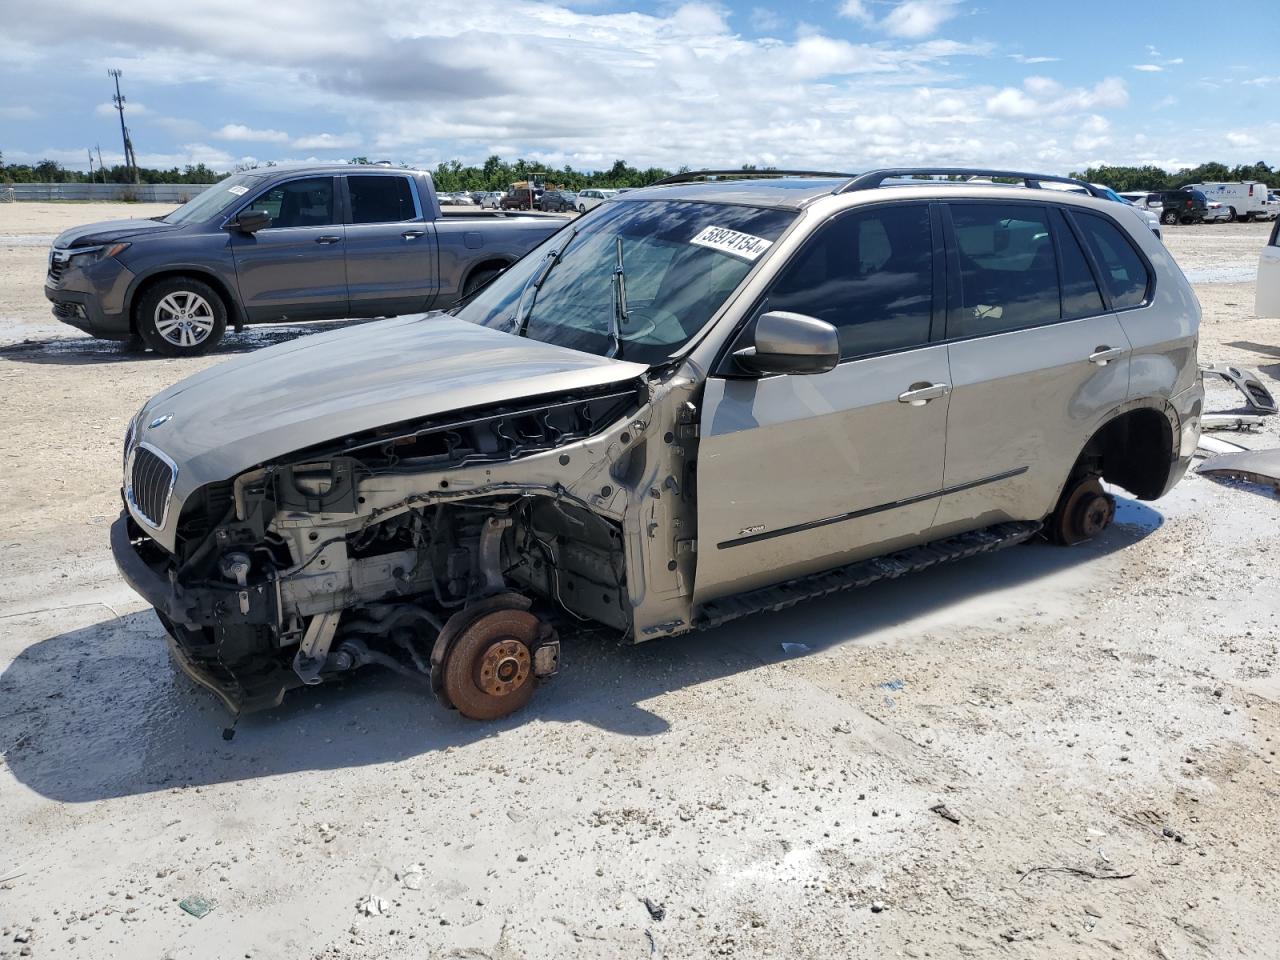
<box><xmin>135</xmin><ymin>314</ymin><xmax>648</xmax><ymax>507</ymax></box>
<box><xmin>53</xmin><ymin>217</ymin><xmax>179</xmax><ymax>249</ymax></box>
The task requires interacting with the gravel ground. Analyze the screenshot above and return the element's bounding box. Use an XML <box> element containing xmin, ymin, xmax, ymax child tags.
<box><xmin>1</xmin><ymin>204</ymin><xmax>1278</xmax><ymax>960</ymax></box>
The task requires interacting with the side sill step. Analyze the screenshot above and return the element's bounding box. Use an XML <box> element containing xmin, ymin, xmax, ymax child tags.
<box><xmin>692</xmin><ymin>521</ymin><xmax>1042</xmax><ymax>631</ymax></box>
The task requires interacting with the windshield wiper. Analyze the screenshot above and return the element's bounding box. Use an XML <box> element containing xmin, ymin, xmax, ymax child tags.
<box><xmin>608</xmin><ymin>235</ymin><xmax>627</xmax><ymax>360</ymax></box>
<box><xmin>513</xmin><ymin>226</ymin><xmax>578</xmax><ymax>338</ymax></box>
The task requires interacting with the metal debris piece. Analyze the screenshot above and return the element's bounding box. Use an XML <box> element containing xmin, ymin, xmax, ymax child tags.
<box><xmin>1201</xmin><ymin>413</ymin><xmax>1264</xmax><ymax>432</ymax></box>
<box><xmin>178</xmin><ymin>896</ymin><xmax>214</xmax><ymax>919</ymax></box>
<box><xmin>779</xmin><ymin>642</ymin><xmax>811</xmax><ymax>656</ymax></box>
<box><xmin>1197</xmin><ymin>447</ymin><xmax>1280</xmax><ymax>491</ymax></box>
<box><xmin>1200</xmin><ymin>363</ymin><xmax>1278</xmax><ymax>414</ymax></box>
<box><xmin>356</xmin><ymin>896</ymin><xmax>390</xmax><ymax>917</ymax></box>
<box><xmin>642</xmin><ymin>897</ymin><xmax>666</xmax><ymax>921</ymax></box>
<box><xmin>1196</xmin><ymin>434</ymin><xmax>1249</xmax><ymax>457</ymax></box>
<box><xmin>931</xmin><ymin>803</ymin><xmax>962</xmax><ymax>824</ymax></box>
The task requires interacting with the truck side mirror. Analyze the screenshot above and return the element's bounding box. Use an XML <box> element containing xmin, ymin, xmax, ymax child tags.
<box><xmin>733</xmin><ymin>311</ymin><xmax>840</xmax><ymax>376</ymax></box>
<box><xmin>228</xmin><ymin>210</ymin><xmax>272</xmax><ymax>233</ymax></box>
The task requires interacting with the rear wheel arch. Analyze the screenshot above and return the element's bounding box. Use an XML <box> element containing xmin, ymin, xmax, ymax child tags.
<box><xmin>461</xmin><ymin>258</ymin><xmax>512</xmax><ymax>297</ymax></box>
<box><xmin>1068</xmin><ymin>402</ymin><xmax>1181</xmax><ymax>502</ymax></box>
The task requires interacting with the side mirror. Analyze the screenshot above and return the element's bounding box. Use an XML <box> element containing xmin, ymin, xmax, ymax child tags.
<box><xmin>733</xmin><ymin>311</ymin><xmax>840</xmax><ymax>376</ymax></box>
<box><xmin>228</xmin><ymin>210</ymin><xmax>271</xmax><ymax>233</ymax></box>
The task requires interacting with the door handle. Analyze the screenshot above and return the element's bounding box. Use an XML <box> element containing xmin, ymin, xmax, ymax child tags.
<box><xmin>401</xmin><ymin>230</ymin><xmax>425</xmax><ymax>240</ymax></box>
<box><xmin>1088</xmin><ymin>345</ymin><xmax>1125</xmax><ymax>366</ymax></box>
<box><xmin>315</xmin><ymin>235</ymin><xmax>342</xmax><ymax>245</ymax></box>
<box><xmin>897</xmin><ymin>382</ymin><xmax>951</xmax><ymax>405</ymax></box>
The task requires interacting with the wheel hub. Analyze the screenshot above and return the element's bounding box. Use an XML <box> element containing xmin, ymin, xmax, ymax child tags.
<box><xmin>474</xmin><ymin>638</ymin><xmax>531</xmax><ymax>697</ymax></box>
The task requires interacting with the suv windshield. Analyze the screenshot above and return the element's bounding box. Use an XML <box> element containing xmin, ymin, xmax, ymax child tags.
<box><xmin>455</xmin><ymin>199</ymin><xmax>795</xmax><ymax>364</ymax></box>
<box><xmin>163</xmin><ymin>174</ymin><xmax>266</xmax><ymax>225</ymax></box>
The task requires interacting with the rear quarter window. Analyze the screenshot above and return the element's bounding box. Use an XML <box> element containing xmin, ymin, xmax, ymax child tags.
<box><xmin>1073</xmin><ymin>212</ymin><xmax>1151</xmax><ymax>309</ymax></box>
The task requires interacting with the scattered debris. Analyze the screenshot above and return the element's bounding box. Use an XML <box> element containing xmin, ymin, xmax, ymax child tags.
<box><xmin>318</xmin><ymin>822</ymin><xmax>339</xmax><ymax>843</ymax></box>
<box><xmin>1018</xmin><ymin>865</ymin><xmax>1135</xmax><ymax>884</ymax></box>
<box><xmin>401</xmin><ymin>865</ymin><xmax>424</xmax><ymax>890</ymax></box>
<box><xmin>356</xmin><ymin>896</ymin><xmax>390</xmax><ymax>917</ymax></box>
<box><xmin>1200</xmin><ymin>363</ymin><xmax>1278</xmax><ymax>414</ymax></box>
<box><xmin>930</xmin><ymin>803</ymin><xmax>962</xmax><ymax>825</ymax></box>
<box><xmin>642</xmin><ymin>897</ymin><xmax>666</xmax><ymax>921</ymax></box>
<box><xmin>832</xmin><ymin>721</ymin><xmax>852</xmax><ymax>734</ymax></box>
<box><xmin>1084</xmin><ymin>904</ymin><xmax>1103</xmax><ymax>919</ymax></box>
<box><xmin>1197</xmin><ymin>447</ymin><xmax>1280</xmax><ymax>492</ymax></box>
<box><xmin>178</xmin><ymin>896</ymin><xmax>215</xmax><ymax>919</ymax></box>
<box><xmin>1162</xmin><ymin>826</ymin><xmax>1185</xmax><ymax>843</ymax></box>
<box><xmin>870</xmin><ymin>900</ymin><xmax>887</xmax><ymax>913</ymax></box>
<box><xmin>1202</xmin><ymin>413</ymin><xmax>1265</xmax><ymax>432</ymax></box>
<box><xmin>880</xmin><ymin>679</ymin><xmax>906</xmax><ymax>691</ymax></box>
<box><xmin>780</xmin><ymin>642</ymin><xmax>811</xmax><ymax>656</ymax></box>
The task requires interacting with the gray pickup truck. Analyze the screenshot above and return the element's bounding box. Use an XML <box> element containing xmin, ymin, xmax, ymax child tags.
<box><xmin>44</xmin><ymin>165</ymin><xmax>563</xmax><ymax>355</ymax></box>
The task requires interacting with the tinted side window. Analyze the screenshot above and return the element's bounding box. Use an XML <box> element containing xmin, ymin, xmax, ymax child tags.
<box><xmin>245</xmin><ymin>177</ymin><xmax>335</xmax><ymax>228</ymax></box>
<box><xmin>349</xmin><ymin>176</ymin><xmax>416</xmax><ymax>224</ymax></box>
<box><xmin>764</xmin><ymin>204</ymin><xmax>933</xmax><ymax>360</ymax></box>
<box><xmin>1074</xmin><ymin>212</ymin><xmax>1150</xmax><ymax>309</ymax></box>
<box><xmin>1053</xmin><ymin>209</ymin><xmax>1105</xmax><ymax>320</ymax></box>
<box><xmin>947</xmin><ymin>203</ymin><xmax>1058</xmax><ymax>338</ymax></box>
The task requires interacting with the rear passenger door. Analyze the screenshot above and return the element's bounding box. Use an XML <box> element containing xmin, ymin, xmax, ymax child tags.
<box><xmin>695</xmin><ymin>202</ymin><xmax>951</xmax><ymax>603</ymax></box>
<box><xmin>933</xmin><ymin>202</ymin><xmax>1132</xmax><ymax>533</ymax></box>
<box><xmin>342</xmin><ymin>173</ymin><xmax>439</xmax><ymax>317</ymax></box>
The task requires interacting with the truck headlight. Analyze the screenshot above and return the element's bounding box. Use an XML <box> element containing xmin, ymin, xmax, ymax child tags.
<box><xmin>69</xmin><ymin>242</ymin><xmax>131</xmax><ymax>263</ymax></box>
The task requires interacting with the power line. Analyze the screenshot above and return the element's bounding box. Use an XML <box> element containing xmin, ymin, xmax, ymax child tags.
<box><xmin>107</xmin><ymin>68</ymin><xmax>139</xmax><ymax>183</ymax></box>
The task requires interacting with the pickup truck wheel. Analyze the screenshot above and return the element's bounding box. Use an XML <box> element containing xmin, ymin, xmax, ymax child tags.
<box><xmin>136</xmin><ymin>277</ymin><xmax>227</xmax><ymax>356</ymax></box>
<box><xmin>462</xmin><ymin>266</ymin><xmax>502</xmax><ymax>297</ymax></box>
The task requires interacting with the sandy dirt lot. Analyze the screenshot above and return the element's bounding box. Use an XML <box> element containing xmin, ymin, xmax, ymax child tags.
<box><xmin>1</xmin><ymin>203</ymin><xmax>1278</xmax><ymax>959</ymax></box>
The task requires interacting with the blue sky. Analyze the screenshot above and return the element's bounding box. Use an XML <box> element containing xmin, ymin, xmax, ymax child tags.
<box><xmin>2</xmin><ymin>0</ymin><xmax>1277</xmax><ymax>175</ymax></box>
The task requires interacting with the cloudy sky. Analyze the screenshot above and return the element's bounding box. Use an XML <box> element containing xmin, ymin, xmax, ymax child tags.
<box><xmin>3</xmin><ymin>0</ymin><xmax>1277</xmax><ymax>175</ymax></box>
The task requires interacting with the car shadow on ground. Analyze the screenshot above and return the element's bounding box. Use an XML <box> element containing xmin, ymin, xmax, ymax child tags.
<box><xmin>0</xmin><ymin>319</ymin><xmax>380</xmax><ymax>366</ymax></box>
<box><xmin>1223</xmin><ymin>341</ymin><xmax>1280</xmax><ymax>380</ymax></box>
<box><xmin>1</xmin><ymin>499</ymin><xmax>1163</xmax><ymax>803</ymax></box>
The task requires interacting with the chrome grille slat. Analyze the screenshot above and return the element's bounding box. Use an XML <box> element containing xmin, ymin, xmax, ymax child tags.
<box><xmin>127</xmin><ymin>444</ymin><xmax>177</xmax><ymax>529</ymax></box>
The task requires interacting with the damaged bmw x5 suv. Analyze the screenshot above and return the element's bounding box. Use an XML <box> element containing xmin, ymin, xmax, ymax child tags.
<box><xmin>112</xmin><ymin>168</ymin><xmax>1203</xmax><ymax>719</ymax></box>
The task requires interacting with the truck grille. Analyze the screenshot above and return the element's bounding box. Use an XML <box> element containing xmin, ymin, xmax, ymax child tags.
<box><xmin>128</xmin><ymin>444</ymin><xmax>178</xmax><ymax>528</ymax></box>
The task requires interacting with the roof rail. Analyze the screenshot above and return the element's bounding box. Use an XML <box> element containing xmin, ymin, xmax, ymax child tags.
<box><xmin>651</xmin><ymin>168</ymin><xmax>856</xmax><ymax>187</ymax></box>
<box><xmin>838</xmin><ymin>168</ymin><xmax>1108</xmax><ymax>198</ymax></box>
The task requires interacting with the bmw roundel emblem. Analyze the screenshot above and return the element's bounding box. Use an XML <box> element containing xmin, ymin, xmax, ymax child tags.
<box><xmin>149</xmin><ymin>413</ymin><xmax>174</xmax><ymax>429</ymax></box>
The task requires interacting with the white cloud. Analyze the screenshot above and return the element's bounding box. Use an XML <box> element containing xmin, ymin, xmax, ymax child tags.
<box><xmin>291</xmin><ymin>132</ymin><xmax>362</xmax><ymax>150</ymax></box>
<box><xmin>1009</xmin><ymin>54</ymin><xmax>1059</xmax><ymax>64</ymax></box>
<box><xmin>94</xmin><ymin>100</ymin><xmax>152</xmax><ymax>118</ymax></box>
<box><xmin>748</xmin><ymin>6</ymin><xmax>783</xmax><ymax>33</ymax></box>
<box><xmin>881</xmin><ymin>0</ymin><xmax>960</xmax><ymax>39</ymax></box>
<box><xmin>0</xmin><ymin>105</ymin><xmax>37</xmax><ymax>119</ymax></box>
<box><xmin>215</xmin><ymin>123</ymin><xmax>289</xmax><ymax>143</ymax></box>
<box><xmin>1132</xmin><ymin>64</ymin><xmax>1162</xmax><ymax>72</ymax></box>
<box><xmin>1226</xmin><ymin>131</ymin><xmax>1258</xmax><ymax>148</ymax></box>
<box><xmin>1243</xmin><ymin>75</ymin><xmax>1280</xmax><ymax>86</ymax></box>
<box><xmin>838</xmin><ymin>0</ymin><xmax>872</xmax><ymax>22</ymax></box>
<box><xmin>987</xmin><ymin>76</ymin><xmax>1127</xmax><ymax>118</ymax></box>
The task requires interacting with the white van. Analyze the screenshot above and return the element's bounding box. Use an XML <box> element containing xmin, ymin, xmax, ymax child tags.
<box><xmin>1186</xmin><ymin>182</ymin><xmax>1272</xmax><ymax>222</ymax></box>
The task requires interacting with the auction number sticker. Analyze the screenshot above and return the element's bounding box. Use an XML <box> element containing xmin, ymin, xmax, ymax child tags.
<box><xmin>690</xmin><ymin>225</ymin><xmax>773</xmax><ymax>261</ymax></box>
<box><xmin>227</xmin><ymin>185</ymin><xmax>249</xmax><ymax>196</ymax></box>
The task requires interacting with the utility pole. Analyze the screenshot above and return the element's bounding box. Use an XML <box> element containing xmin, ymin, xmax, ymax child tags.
<box><xmin>108</xmin><ymin>68</ymin><xmax>139</xmax><ymax>183</ymax></box>
<box><xmin>96</xmin><ymin>144</ymin><xmax>105</xmax><ymax>181</ymax></box>
<box><xmin>88</xmin><ymin>148</ymin><xmax>96</xmax><ymax>184</ymax></box>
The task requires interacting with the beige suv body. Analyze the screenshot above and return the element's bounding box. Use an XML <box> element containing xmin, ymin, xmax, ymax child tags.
<box><xmin>113</xmin><ymin>169</ymin><xmax>1202</xmax><ymax>718</ymax></box>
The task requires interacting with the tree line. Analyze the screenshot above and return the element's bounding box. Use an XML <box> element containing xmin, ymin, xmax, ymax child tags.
<box><xmin>1068</xmin><ymin>161</ymin><xmax>1276</xmax><ymax>192</ymax></box>
<box><xmin>3</xmin><ymin>152</ymin><xmax>1275</xmax><ymax>192</ymax></box>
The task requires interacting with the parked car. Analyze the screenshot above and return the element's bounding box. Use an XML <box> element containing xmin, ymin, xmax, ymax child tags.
<box><xmin>480</xmin><ymin>191</ymin><xmax>504</xmax><ymax>209</ymax></box>
<box><xmin>538</xmin><ymin>189</ymin><xmax>576</xmax><ymax>212</ymax></box>
<box><xmin>1202</xmin><ymin>200</ymin><xmax>1232</xmax><ymax>223</ymax></box>
<box><xmin>111</xmin><ymin>167</ymin><xmax>1201</xmax><ymax>719</ymax></box>
<box><xmin>1185</xmin><ymin>181</ymin><xmax>1272</xmax><ymax>222</ymax></box>
<box><xmin>45</xmin><ymin>166</ymin><xmax>564</xmax><ymax>355</ymax></box>
<box><xmin>501</xmin><ymin>187</ymin><xmax>543</xmax><ymax>210</ymax></box>
<box><xmin>576</xmin><ymin>188</ymin><xmax>618</xmax><ymax>213</ymax></box>
<box><xmin>1046</xmin><ymin>182</ymin><xmax>1161</xmax><ymax>239</ymax></box>
<box><xmin>1155</xmin><ymin>189</ymin><xmax>1208</xmax><ymax>225</ymax></box>
<box><xmin>1118</xmin><ymin>191</ymin><xmax>1165</xmax><ymax>219</ymax></box>
<box><xmin>1257</xmin><ymin>217</ymin><xmax>1280</xmax><ymax>317</ymax></box>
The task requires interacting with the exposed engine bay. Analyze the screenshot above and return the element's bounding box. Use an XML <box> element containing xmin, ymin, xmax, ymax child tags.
<box><xmin>115</xmin><ymin>376</ymin><xmax>703</xmax><ymax>717</ymax></box>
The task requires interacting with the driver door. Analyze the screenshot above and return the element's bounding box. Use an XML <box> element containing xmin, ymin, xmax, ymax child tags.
<box><xmin>694</xmin><ymin>202</ymin><xmax>951</xmax><ymax>604</ymax></box>
<box><xmin>229</xmin><ymin>175</ymin><xmax>348</xmax><ymax>322</ymax></box>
